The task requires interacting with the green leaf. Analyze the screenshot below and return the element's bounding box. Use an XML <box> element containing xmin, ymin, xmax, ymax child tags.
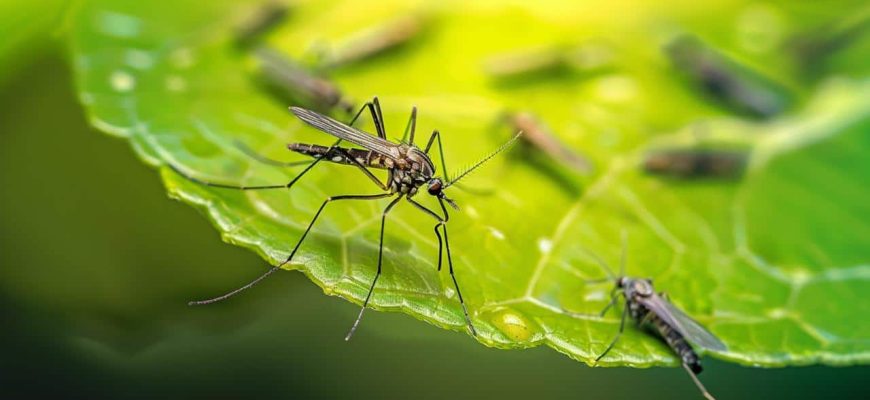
<box><xmin>68</xmin><ymin>0</ymin><xmax>870</xmax><ymax>367</ymax></box>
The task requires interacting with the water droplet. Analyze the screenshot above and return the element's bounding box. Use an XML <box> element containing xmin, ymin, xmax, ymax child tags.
<box><xmin>486</xmin><ymin>307</ymin><xmax>539</xmax><ymax>342</ymax></box>
<box><xmin>166</xmin><ymin>75</ymin><xmax>187</xmax><ymax>92</ymax></box>
<box><xmin>443</xmin><ymin>287</ymin><xmax>455</xmax><ymax>299</ymax></box>
<box><xmin>125</xmin><ymin>49</ymin><xmax>153</xmax><ymax>70</ymax></box>
<box><xmin>110</xmin><ymin>70</ymin><xmax>135</xmax><ymax>92</ymax></box>
<box><xmin>488</xmin><ymin>227</ymin><xmax>505</xmax><ymax>240</ymax></box>
<box><xmin>537</xmin><ymin>237</ymin><xmax>553</xmax><ymax>254</ymax></box>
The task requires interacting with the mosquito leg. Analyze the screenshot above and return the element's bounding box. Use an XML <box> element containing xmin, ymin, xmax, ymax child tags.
<box><xmin>400</xmin><ymin>106</ymin><xmax>417</xmax><ymax>144</ymax></box>
<box><xmin>372</xmin><ymin>97</ymin><xmax>386</xmax><ymax>138</ymax></box>
<box><xmin>598</xmin><ymin>287</ymin><xmax>621</xmax><ymax>317</ymax></box>
<box><xmin>423</xmin><ymin>130</ymin><xmax>449</xmax><ymax>178</ymax></box>
<box><xmin>233</xmin><ymin>140</ymin><xmax>310</xmax><ymax>168</ymax></box>
<box><xmin>406</xmin><ymin>197</ymin><xmax>476</xmax><ymax>336</ymax></box>
<box><xmin>190</xmin><ymin>192</ymin><xmax>394</xmax><ymax>305</ymax></box>
<box><xmin>440</xmin><ymin>222</ymin><xmax>477</xmax><ymax>336</ymax></box>
<box><xmin>594</xmin><ymin>303</ymin><xmax>629</xmax><ymax>365</ymax></box>
<box><xmin>406</xmin><ymin>196</ymin><xmax>447</xmax><ymax>272</ymax></box>
<box><xmin>346</xmin><ymin>99</ymin><xmax>384</xmax><ymax>141</ymax></box>
<box><xmin>345</xmin><ymin>194</ymin><xmax>404</xmax><ymax>341</ymax></box>
<box><xmin>168</xmin><ymin>138</ymin><xmax>342</xmax><ymax>191</ymax></box>
<box><xmin>684</xmin><ymin>362</ymin><xmax>717</xmax><ymax>400</ymax></box>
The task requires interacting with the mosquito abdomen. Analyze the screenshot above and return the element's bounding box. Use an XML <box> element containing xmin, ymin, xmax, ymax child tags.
<box><xmin>288</xmin><ymin>143</ymin><xmax>391</xmax><ymax>169</ymax></box>
<box><xmin>650</xmin><ymin>313</ymin><xmax>703</xmax><ymax>374</ymax></box>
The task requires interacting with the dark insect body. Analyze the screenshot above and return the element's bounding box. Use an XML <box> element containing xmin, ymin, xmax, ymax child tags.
<box><xmin>170</xmin><ymin>97</ymin><xmax>520</xmax><ymax>340</ymax></box>
<box><xmin>253</xmin><ymin>47</ymin><xmax>353</xmax><ymax>114</ymax></box>
<box><xmin>643</xmin><ymin>149</ymin><xmax>747</xmax><ymax>179</ymax></box>
<box><xmin>502</xmin><ymin>111</ymin><xmax>592</xmax><ymax>174</ymax></box>
<box><xmin>567</xmin><ymin>233</ymin><xmax>727</xmax><ymax>400</ymax></box>
<box><xmin>233</xmin><ymin>1</ymin><xmax>290</xmax><ymax>49</ymax></box>
<box><xmin>318</xmin><ymin>15</ymin><xmax>427</xmax><ymax>69</ymax></box>
<box><xmin>665</xmin><ymin>35</ymin><xmax>790</xmax><ymax>119</ymax></box>
<box><xmin>483</xmin><ymin>43</ymin><xmax>613</xmax><ymax>81</ymax></box>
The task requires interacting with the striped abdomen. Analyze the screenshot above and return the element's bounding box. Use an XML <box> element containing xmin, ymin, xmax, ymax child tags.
<box><xmin>288</xmin><ymin>143</ymin><xmax>395</xmax><ymax>169</ymax></box>
<box><xmin>648</xmin><ymin>312</ymin><xmax>703</xmax><ymax>374</ymax></box>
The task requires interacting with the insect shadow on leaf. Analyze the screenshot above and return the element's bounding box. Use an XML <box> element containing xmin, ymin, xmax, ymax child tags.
<box><xmin>167</xmin><ymin>97</ymin><xmax>521</xmax><ymax>340</ymax></box>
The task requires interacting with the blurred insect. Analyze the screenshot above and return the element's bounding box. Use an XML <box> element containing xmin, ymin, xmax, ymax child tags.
<box><xmin>317</xmin><ymin>15</ymin><xmax>428</xmax><ymax>69</ymax></box>
<box><xmin>483</xmin><ymin>43</ymin><xmax>613</xmax><ymax>82</ymax></box>
<box><xmin>665</xmin><ymin>35</ymin><xmax>790</xmax><ymax>119</ymax></box>
<box><xmin>233</xmin><ymin>1</ymin><xmax>291</xmax><ymax>49</ymax></box>
<box><xmin>565</xmin><ymin>232</ymin><xmax>727</xmax><ymax>400</ymax></box>
<box><xmin>642</xmin><ymin>148</ymin><xmax>747</xmax><ymax>179</ymax></box>
<box><xmin>170</xmin><ymin>97</ymin><xmax>520</xmax><ymax>340</ymax></box>
<box><xmin>253</xmin><ymin>46</ymin><xmax>354</xmax><ymax>113</ymax></box>
<box><xmin>501</xmin><ymin>111</ymin><xmax>593</xmax><ymax>175</ymax></box>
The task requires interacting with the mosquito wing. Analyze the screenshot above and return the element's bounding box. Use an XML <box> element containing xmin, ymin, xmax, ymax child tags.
<box><xmin>639</xmin><ymin>294</ymin><xmax>727</xmax><ymax>352</ymax></box>
<box><xmin>290</xmin><ymin>106</ymin><xmax>401</xmax><ymax>159</ymax></box>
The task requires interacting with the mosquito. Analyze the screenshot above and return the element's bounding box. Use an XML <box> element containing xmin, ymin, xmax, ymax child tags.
<box><xmin>253</xmin><ymin>46</ymin><xmax>354</xmax><ymax>113</ymax></box>
<box><xmin>317</xmin><ymin>15</ymin><xmax>427</xmax><ymax>69</ymax></box>
<box><xmin>501</xmin><ymin>111</ymin><xmax>593</xmax><ymax>174</ymax></box>
<box><xmin>665</xmin><ymin>35</ymin><xmax>788</xmax><ymax>118</ymax></box>
<box><xmin>233</xmin><ymin>1</ymin><xmax>291</xmax><ymax>49</ymax></box>
<box><xmin>169</xmin><ymin>97</ymin><xmax>520</xmax><ymax>340</ymax></box>
<box><xmin>565</xmin><ymin>232</ymin><xmax>727</xmax><ymax>400</ymax></box>
<box><xmin>642</xmin><ymin>148</ymin><xmax>747</xmax><ymax>179</ymax></box>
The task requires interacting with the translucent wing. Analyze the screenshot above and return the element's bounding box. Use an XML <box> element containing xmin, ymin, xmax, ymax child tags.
<box><xmin>290</xmin><ymin>107</ymin><xmax>401</xmax><ymax>159</ymax></box>
<box><xmin>639</xmin><ymin>294</ymin><xmax>727</xmax><ymax>352</ymax></box>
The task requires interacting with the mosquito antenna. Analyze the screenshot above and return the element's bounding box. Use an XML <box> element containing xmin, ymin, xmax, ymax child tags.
<box><xmin>683</xmin><ymin>362</ymin><xmax>717</xmax><ymax>400</ymax></box>
<box><xmin>619</xmin><ymin>229</ymin><xmax>628</xmax><ymax>277</ymax></box>
<box><xmin>584</xmin><ymin>250</ymin><xmax>616</xmax><ymax>281</ymax></box>
<box><xmin>445</xmin><ymin>131</ymin><xmax>521</xmax><ymax>188</ymax></box>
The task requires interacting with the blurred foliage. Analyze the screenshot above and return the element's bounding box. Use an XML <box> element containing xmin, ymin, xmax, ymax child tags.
<box><xmin>0</xmin><ymin>0</ymin><xmax>71</xmax><ymax>84</ymax></box>
<box><xmin>61</xmin><ymin>0</ymin><xmax>870</xmax><ymax>368</ymax></box>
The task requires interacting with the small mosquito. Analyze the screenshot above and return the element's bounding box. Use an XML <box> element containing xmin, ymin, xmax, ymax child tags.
<box><xmin>170</xmin><ymin>97</ymin><xmax>520</xmax><ymax>340</ymax></box>
<box><xmin>483</xmin><ymin>43</ymin><xmax>613</xmax><ymax>81</ymax></box>
<box><xmin>317</xmin><ymin>15</ymin><xmax>427</xmax><ymax>69</ymax></box>
<box><xmin>253</xmin><ymin>46</ymin><xmax>354</xmax><ymax>113</ymax></box>
<box><xmin>642</xmin><ymin>148</ymin><xmax>747</xmax><ymax>179</ymax></box>
<box><xmin>233</xmin><ymin>1</ymin><xmax>291</xmax><ymax>49</ymax></box>
<box><xmin>665</xmin><ymin>35</ymin><xmax>789</xmax><ymax>119</ymax></box>
<box><xmin>501</xmin><ymin>111</ymin><xmax>593</xmax><ymax>175</ymax></box>
<box><xmin>565</xmin><ymin>232</ymin><xmax>727</xmax><ymax>400</ymax></box>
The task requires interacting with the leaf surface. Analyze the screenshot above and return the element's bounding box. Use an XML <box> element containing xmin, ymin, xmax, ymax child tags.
<box><xmin>69</xmin><ymin>0</ymin><xmax>870</xmax><ymax>367</ymax></box>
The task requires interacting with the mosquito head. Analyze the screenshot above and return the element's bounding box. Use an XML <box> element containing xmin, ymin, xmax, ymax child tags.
<box><xmin>427</xmin><ymin>177</ymin><xmax>444</xmax><ymax>196</ymax></box>
<box><xmin>428</xmin><ymin>177</ymin><xmax>459</xmax><ymax>210</ymax></box>
<box><xmin>616</xmin><ymin>276</ymin><xmax>628</xmax><ymax>288</ymax></box>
